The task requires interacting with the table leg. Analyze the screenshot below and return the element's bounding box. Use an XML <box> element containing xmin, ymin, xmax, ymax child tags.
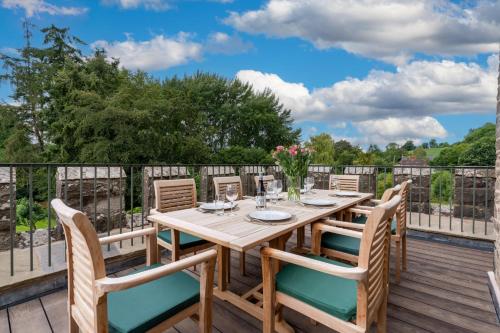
<box><xmin>217</xmin><ymin>245</ymin><xmax>229</xmax><ymax>291</ymax></box>
<box><xmin>296</xmin><ymin>226</ymin><xmax>305</xmax><ymax>249</ymax></box>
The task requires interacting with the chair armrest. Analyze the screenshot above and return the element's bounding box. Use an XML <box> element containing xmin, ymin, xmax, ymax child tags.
<box><xmin>96</xmin><ymin>249</ymin><xmax>217</xmax><ymax>294</ymax></box>
<box><xmin>320</xmin><ymin>219</ymin><xmax>365</xmax><ymax>230</ymax></box>
<box><xmin>313</xmin><ymin>223</ymin><xmax>363</xmax><ymax>238</ymax></box>
<box><xmin>261</xmin><ymin>247</ymin><xmax>367</xmax><ymax>281</ymax></box>
<box><xmin>370</xmin><ymin>199</ymin><xmax>382</xmax><ymax>205</ymax></box>
<box><xmin>99</xmin><ymin>227</ymin><xmax>156</xmax><ymax>245</ymax></box>
<box><xmin>347</xmin><ymin>208</ymin><xmax>372</xmax><ymax>216</ymax></box>
<box><xmin>355</xmin><ymin>205</ymin><xmax>375</xmax><ymax>211</ymax></box>
<box><xmin>149</xmin><ymin>208</ymin><xmax>160</xmax><ymax>215</ymax></box>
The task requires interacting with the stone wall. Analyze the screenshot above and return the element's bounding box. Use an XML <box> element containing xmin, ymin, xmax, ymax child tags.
<box><xmin>453</xmin><ymin>168</ymin><xmax>494</xmax><ymax>220</ymax></box>
<box><xmin>0</xmin><ymin>168</ymin><xmax>15</xmax><ymax>251</ymax></box>
<box><xmin>344</xmin><ymin>166</ymin><xmax>376</xmax><ymax>193</ymax></box>
<box><xmin>55</xmin><ymin>167</ymin><xmax>126</xmax><ymax>235</ymax></box>
<box><xmin>394</xmin><ymin>167</ymin><xmax>431</xmax><ymax>213</ymax></box>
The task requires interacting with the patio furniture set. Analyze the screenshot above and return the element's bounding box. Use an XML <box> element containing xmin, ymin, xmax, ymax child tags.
<box><xmin>50</xmin><ymin>174</ymin><xmax>411</xmax><ymax>333</ymax></box>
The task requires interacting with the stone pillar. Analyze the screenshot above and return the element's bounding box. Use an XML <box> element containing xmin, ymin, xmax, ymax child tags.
<box><xmin>394</xmin><ymin>166</ymin><xmax>431</xmax><ymax>213</ymax></box>
<box><xmin>490</xmin><ymin>51</ymin><xmax>500</xmax><ymax>318</ymax></box>
<box><xmin>0</xmin><ymin>168</ymin><xmax>15</xmax><ymax>251</ymax></box>
<box><xmin>344</xmin><ymin>166</ymin><xmax>376</xmax><ymax>193</ymax></box>
<box><xmin>55</xmin><ymin>167</ymin><xmax>126</xmax><ymax>235</ymax></box>
<box><xmin>453</xmin><ymin>168</ymin><xmax>495</xmax><ymax>220</ymax></box>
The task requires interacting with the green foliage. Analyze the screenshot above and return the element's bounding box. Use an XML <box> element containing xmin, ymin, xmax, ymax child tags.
<box><xmin>401</xmin><ymin>140</ymin><xmax>416</xmax><ymax>151</ymax></box>
<box><xmin>215</xmin><ymin>146</ymin><xmax>273</xmax><ymax>164</ymax></box>
<box><xmin>430</xmin><ymin>144</ymin><xmax>468</xmax><ymax>166</ymax></box>
<box><xmin>463</xmin><ymin>122</ymin><xmax>495</xmax><ymax>144</ymax></box>
<box><xmin>458</xmin><ymin>136</ymin><xmax>495</xmax><ymax>166</ymax></box>
<box><xmin>305</xmin><ymin>133</ymin><xmax>335</xmax><ymax>165</ymax></box>
<box><xmin>16</xmin><ymin>197</ymin><xmax>47</xmax><ymax>227</ymax></box>
<box><xmin>376</xmin><ymin>172</ymin><xmax>393</xmax><ymax>199</ymax></box>
<box><xmin>431</xmin><ymin>171</ymin><xmax>453</xmax><ymax>203</ymax></box>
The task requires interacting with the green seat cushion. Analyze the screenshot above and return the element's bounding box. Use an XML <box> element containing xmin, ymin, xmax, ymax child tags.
<box><xmin>158</xmin><ymin>230</ymin><xmax>208</xmax><ymax>250</ymax></box>
<box><xmin>352</xmin><ymin>215</ymin><xmax>367</xmax><ymax>224</ymax></box>
<box><xmin>391</xmin><ymin>218</ymin><xmax>397</xmax><ymax>235</ymax></box>
<box><xmin>321</xmin><ymin>232</ymin><xmax>361</xmax><ymax>256</ymax></box>
<box><xmin>108</xmin><ymin>264</ymin><xmax>200</xmax><ymax>333</ymax></box>
<box><xmin>276</xmin><ymin>255</ymin><xmax>357</xmax><ymax>321</ymax></box>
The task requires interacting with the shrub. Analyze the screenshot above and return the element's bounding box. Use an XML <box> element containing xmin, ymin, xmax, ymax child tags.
<box><xmin>431</xmin><ymin>171</ymin><xmax>453</xmax><ymax>203</ymax></box>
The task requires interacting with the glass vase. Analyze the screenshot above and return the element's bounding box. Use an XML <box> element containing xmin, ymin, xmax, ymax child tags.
<box><xmin>286</xmin><ymin>175</ymin><xmax>301</xmax><ymax>201</ymax></box>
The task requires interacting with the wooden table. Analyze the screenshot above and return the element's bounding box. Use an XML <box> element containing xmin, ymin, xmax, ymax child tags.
<box><xmin>148</xmin><ymin>190</ymin><xmax>372</xmax><ymax>332</ymax></box>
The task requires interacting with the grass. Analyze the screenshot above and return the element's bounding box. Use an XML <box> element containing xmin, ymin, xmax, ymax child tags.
<box><xmin>16</xmin><ymin>217</ymin><xmax>56</xmax><ymax>233</ymax></box>
<box><xmin>425</xmin><ymin>148</ymin><xmax>443</xmax><ymax>159</ymax></box>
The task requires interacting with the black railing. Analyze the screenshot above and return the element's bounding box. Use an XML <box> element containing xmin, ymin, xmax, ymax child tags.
<box><xmin>0</xmin><ymin>163</ymin><xmax>494</xmax><ymax>279</ymax></box>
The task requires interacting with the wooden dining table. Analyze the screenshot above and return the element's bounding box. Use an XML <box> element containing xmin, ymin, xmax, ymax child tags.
<box><xmin>148</xmin><ymin>189</ymin><xmax>373</xmax><ymax>332</ymax></box>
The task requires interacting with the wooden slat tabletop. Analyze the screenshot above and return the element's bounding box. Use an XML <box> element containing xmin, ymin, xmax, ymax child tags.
<box><xmin>148</xmin><ymin>190</ymin><xmax>372</xmax><ymax>252</ymax></box>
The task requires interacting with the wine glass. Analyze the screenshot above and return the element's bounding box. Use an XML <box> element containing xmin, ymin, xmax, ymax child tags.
<box><xmin>332</xmin><ymin>178</ymin><xmax>339</xmax><ymax>191</ymax></box>
<box><xmin>267</xmin><ymin>181</ymin><xmax>276</xmax><ymax>204</ymax></box>
<box><xmin>225</xmin><ymin>184</ymin><xmax>238</xmax><ymax>216</ymax></box>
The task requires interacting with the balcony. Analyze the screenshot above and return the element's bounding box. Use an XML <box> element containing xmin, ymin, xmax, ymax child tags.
<box><xmin>0</xmin><ymin>163</ymin><xmax>498</xmax><ymax>332</ymax></box>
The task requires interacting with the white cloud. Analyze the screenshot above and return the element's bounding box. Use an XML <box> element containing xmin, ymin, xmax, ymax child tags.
<box><xmin>206</xmin><ymin>32</ymin><xmax>253</xmax><ymax>55</ymax></box>
<box><xmin>92</xmin><ymin>33</ymin><xmax>203</xmax><ymax>71</ymax></box>
<box><xmin>236</xmin><ymin>57</ymin><xmax>497</xmax><ymax>144</ymax></box>
<box><xmin>225</xmin><ymin>0</ymin><xmax>500</xmax><ymax>64</ymax></box>
<box><xmin>102</xmin><ymin>0</ymin><xmax>169</xmax><ymax>11</ymax></box>
<box><xmin>2</xmin><ymin>0</ymin><xmax>87</xmax><ymax>16</ymax></box>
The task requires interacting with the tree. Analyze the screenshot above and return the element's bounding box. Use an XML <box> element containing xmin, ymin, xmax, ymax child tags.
<box><xmin>430</xmin><ymin>144</ymin><xmax>468</xmax><ymax>166</ymax></box>
<box><xmin>413</xmin><ymin>147</ymin><xmax>428</xmax><ymax>160</ymax></box>
<box><xmin>333</xmin><ymin>140</ymin><xmax>362</xmax><ymax>166</ymax></box>
<box><xmin>306</xmin><ymin>133</ymin><xmax>334</xmax><ymax>165</ymax></box>
<box><xmin>463</xmin><ymin>122</ymin><xmax>495</xmax><ymax>144</ymax></box>
<box><xmin>383</xmin><ymin>142</ymin><xmax>402</xmax><ymax>164</ymax></box>
<box><xmin>458</xmin><ymin>136</ymin><xmax>495</xmax><ymax>166</ymax></box>
<box><xmin>401</xmin><ymin>140</ymin><xmax>416</xmax><ymax>151</ymax></box>
<box><xmin>421</xmin><ymin>142</ymin><xmax>429</xmax><ymax>149</ymax></box>
<box><xmin>429</xmin><ymin>139</ymin><xmax>438</xmax><ymax>148</ymax></box>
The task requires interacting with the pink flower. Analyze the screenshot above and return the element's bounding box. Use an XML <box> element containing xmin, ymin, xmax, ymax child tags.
<box><xmin>301</xmin><ymin>148</ymin><xmax>305</xmax><ymax>153</ymax></box>
<box><xmin>289</xmin><ymin>147</ymin><xmax>298</xmax><ymax>156</ymax></box>
<box><xmin>276</xmin><ymin>145</ymin><xmax>284</xmax><ymax>152</ymax></box>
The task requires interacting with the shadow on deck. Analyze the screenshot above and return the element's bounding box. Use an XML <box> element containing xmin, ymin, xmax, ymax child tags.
<box><xmin>0</xmin><ymin>236</ymin><xmax>498</xmax><ymax>333</ymax></box>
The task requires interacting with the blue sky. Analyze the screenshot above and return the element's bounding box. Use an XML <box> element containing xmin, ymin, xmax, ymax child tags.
<box><xmin>0</xmin><ymin>0</ymin><xmax>498</xmax><ymax>148</ymax></box>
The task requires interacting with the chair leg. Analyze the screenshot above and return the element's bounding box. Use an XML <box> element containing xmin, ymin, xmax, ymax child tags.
<box><xmin>376</xmin><ymin>296</ymin><xmax>388</xmax><ymax>333</ymax></box>
<box><xmin>69</xmin><ymin>315</ymin><xmax>78</xmax><ymax>333</ymax></box>
<box><xmin>171</xmin><ymin>230</ymin><xmax>180</xmax><ymax>262</ymax></box>
<box><xmin>240</xmin><ymin>251</ymin><xmax>246</xmax><ymax>276</ymax></box>
<box><xmin>395</xmin><ymin>240</ymin><xmax>401</xmax><ymax>284</ymax></box>
<box><xmin>402</xmin><ymin>234</ymin><xmax>408</xmax><ymax>271</ymax></box>
<box><xmin>296</xmin><ymin>226</ymin><xmax>305</xmax><ymax>249</ymax></box>
<box><xmin>262</xmin><ymin>256</ymin><xmax>275</xmax><ymax>333</ymax></box>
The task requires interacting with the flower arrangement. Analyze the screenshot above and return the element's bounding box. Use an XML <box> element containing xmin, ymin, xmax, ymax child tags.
<box><xmin>272</xmin><ymin>144</ymin><xmax>314</xmax><ymax>201</ymax></box>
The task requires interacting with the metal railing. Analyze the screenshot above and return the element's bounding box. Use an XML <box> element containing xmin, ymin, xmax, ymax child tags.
<box><xmin>0</xmin><ymin>163</ymin><xmax>495</xmax><ymax>278</ymax></box>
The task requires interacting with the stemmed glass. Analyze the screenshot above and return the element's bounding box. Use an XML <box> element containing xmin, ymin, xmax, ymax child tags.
<box><xmin>274</xmin><ymin>180</ymin><xmax>283</xmax><ymax>201</ymax></box>
<box><xmin>225</xmin><ymin>184</ymin><xmax>238</xmax><ymax>216</ymax></box>
<box><xmin>305</xmin><ymin>177</ymin><xmax>315</xmax><ymax>194</ymax></box>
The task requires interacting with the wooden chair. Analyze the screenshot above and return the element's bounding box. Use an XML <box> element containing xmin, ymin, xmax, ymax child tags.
<box><xmin>391</xmin><ymin>180</ymin><xmax>411</xmax><ymax>283</ymax></box>
<box><xmin>253</xmin><ymin>175</ymin><xmax>275</xmax><ymax>192</ymax></box>
<box><xmin>329</xmin><ymin>174</ymin><xmax>360</xmax><ymax>191</ymax></box>
<box><xmin>261</xmin><ymin>195</ymin><xmax>401</xmax><ymax>333</ymax></box>
<box><xmin>311</xmin><ymin>186</ymin><xmax>400</xmax><ymax>264</ymax></box>
<box><xmin>213</xmin><ymin>176</ymin><xmax>246</xmax><ymax>276</ymax></box>
<box><xmin>152</xmin><ymin>179</ymin><xmax>213</xmax><ymax>263</ymax></box>
<box><xmin>51</xmin><ymin>198</ymin><xmax>217</xmax><ymax>333</ymax></box>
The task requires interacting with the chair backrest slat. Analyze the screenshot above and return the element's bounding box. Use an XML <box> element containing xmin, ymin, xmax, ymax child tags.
<box><xmin>51</xmin><ymin>198</ymin><xmax>107</xmax><ymax>332</ymax></box>
<box><xmin>329</xmin><ymin>175</ymin><xmax>360</xmax><ymax>191</ymax></box>
<box><xmin>395</xmin><ymin>180</ymin><xmax>412</xmax><ymax>235</ymax></box>
<box><xmin>356</xmin><ymin>195</ymin><xmax>401</xmax><ymax>327</ymax></box>
<box><xmin>213</xmin><ymin>176</ymin><xmax>243</xmax><ymax>200</ymax></box>
<box><xmin>254</xmin><ymin>175</ymin><xmax>275</xmax><ymax>192</ymax></box>
<box><xmin>154</xmin><ymin>179</ymin><xmax>197</xmax><ymax>213</ymax></box>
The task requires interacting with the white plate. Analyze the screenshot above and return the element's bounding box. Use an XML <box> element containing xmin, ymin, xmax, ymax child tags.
<box><xmin>300</xmin><ymin>198</ymin><xmax>338</xmax><ymax>206</ymax></box>
<box><xmin>200</xmin><ymin>202</ymin><xmax>237</xmax><ymax>211</ymax></box>
<box><xmin>332</xmin><ymin>191</ymin><xmax>360</xmax><ymax>197</ymax></box>
<box><xmin>248</xmin><ymin>210</ymin><xmax>292</xmax><ymax>221</ymax></box>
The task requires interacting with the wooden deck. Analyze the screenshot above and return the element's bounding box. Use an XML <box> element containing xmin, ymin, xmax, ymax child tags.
<box><xmin>0</xmin><ymin>235</ymin><xmax>498</xmax><ymax>333</ymax></box>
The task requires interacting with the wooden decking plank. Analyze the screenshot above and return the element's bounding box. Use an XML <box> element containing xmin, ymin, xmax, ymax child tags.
<box><xmin>404</xmin><ymin>248</ymin><xmax>492</xmax><ymax>272</ymax></box>
<box><xmin>40</xmin><ymin>289</ymin><xmax>68</xmax><ymax>333</ymax></box>
<box><xmin>390</xmin><ymin>284</ymin><xmax>498</xmax><ymax>325</ymax></box>
<box><xmin>389</xmin><ymin>293</ymin><xmax>499</xmax><ymax>333</ymax></box>
<box><xmin>0</xmin><ymin>309</ymin><xmax>9</xmax><ymax>333</ymax></box>
<box><xmin>385</xmin><ymin>316</ymin><xmax>433</xmax><ymax>333</ymax></box>
<box><xmin>8</xmin><ymin>299</ymin><xmax>52</xmax><ymax>333</ymax></box>
<box><xmin>406</xmin><ymin>245</ymin><xmax>493</xmax><ymax>269</ymax></box>
<box><xmin>387</xmin><ymin>304</ymin><xmax>477</xmax><ymax>333</ymax></box>
<box><xmin>394</xmin><ymin>276</ymin><xmax>495</xmax><ymax>312</ymax></box>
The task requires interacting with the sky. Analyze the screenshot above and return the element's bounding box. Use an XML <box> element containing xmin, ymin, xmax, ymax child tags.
<box><xmin>0</xmin><ymin>0</ymin><xmax>499</xmax><ymax>148</ymax></box>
